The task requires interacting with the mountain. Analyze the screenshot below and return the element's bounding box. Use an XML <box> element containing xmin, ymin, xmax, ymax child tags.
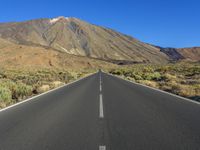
<box><xmin>0</xmin><ymin>16</ymin><xmax>199</xmax><ymax>64</ymax></box>
<box><xmin>0</xmin><ymin>16</ymin><xmax>169</xmax><ymax>64</ymax></box>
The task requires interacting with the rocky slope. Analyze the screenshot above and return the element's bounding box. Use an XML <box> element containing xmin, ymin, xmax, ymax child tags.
<box><xmin>0</xmin><ymin>38</ymin><xmax>115</xmax><ymax>69</ymax></box>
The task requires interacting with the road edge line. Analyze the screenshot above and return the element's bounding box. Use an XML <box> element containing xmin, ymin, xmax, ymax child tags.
<box><xmin>104</xmin><ymin>72</ymin><xmax>200</xmax><ymax>105</ymax></box>
<box><xmin>0</xmin><ymin>72</ymin><xmax>97</xmax><ymax>112</ymax></box>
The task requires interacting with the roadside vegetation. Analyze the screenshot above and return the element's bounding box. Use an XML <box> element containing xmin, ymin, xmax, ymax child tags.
<box><xmin>1</xmin><ymin>61</ymin><xmax>199</xmax><ymax>109</ymax></box>
<box><xmin>108</xmin><ymin>62</ymin><xmax>200</xmax><ymax>102</ymax></box>
<box><xmin>0</xmin><ymin>68</ymin><xmax>95</xmax><ymax>108</ymax></box>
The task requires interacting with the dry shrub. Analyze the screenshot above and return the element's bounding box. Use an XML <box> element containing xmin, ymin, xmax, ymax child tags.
<box><xmin>50</xmin><ymin>81</ymin><xmax>65</xmax><ymax>88</ymax></box>
<box><xmin>126</xmin><ymin>76</ymin><xmax>136</xmax><ymax>82</ymax></box>
<box><xmin>138</xmin><ymin>80</ymin><xmax>158</xmax><ymax>88</ymax></box>
<box><xmin>163</xmin><ymin>73</ymin><xmax>177</xmax><ymax>81</ymax></box>
<box><xmin>160</xmin><ymin>85</ymin><xmax>172</xmax><ymax>92</ymax></box>
<box><xmin>170</xmin><ymin>84</ymin><xmax>196</xmax><ymax>97</ymax></box>
<box><xmin>37</xmin><ymin>85</ymin><xmax>50</xmax><ymax>93</ymax></box>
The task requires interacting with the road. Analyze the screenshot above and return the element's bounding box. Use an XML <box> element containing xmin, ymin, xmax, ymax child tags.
<box><xmin>0</xmin><ymin>71</ymin><xmax>200</xmax><ymax>150</ymax></box>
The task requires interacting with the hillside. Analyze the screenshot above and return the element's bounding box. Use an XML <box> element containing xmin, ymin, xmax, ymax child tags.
<box><xmin>0</xmin><ymin>38</ymin><xmax>115</xmax><ymax>70</ymax></box>
<box><xmin>177</xmin><ymin>47</ymin><xmax>200</xmax><ymax>61</ymax></box>
<box><xmin>159</xmin><ymin>47</ymin><xmax>200</xmax><ymax>61</ymax></box>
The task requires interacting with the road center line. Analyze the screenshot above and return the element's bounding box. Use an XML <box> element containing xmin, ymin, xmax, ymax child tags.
<box><xmin>100</xmin><ymin>84</ymin><xmax>102</xmax><ymax>92</ymax></box>
<box><xmin>99</xmin><ymin>94</ymin><xmax>104</xmax><ymax>118</ymax></box>
<box><xmin>100</xmin><ymin>74</ymin><xmax>102</xmax><ymax>92</ymax></box>
<box><xmin>99</xmin><ymin>145</ymin><xmax>106</xmax><ymax>150</ymax></box>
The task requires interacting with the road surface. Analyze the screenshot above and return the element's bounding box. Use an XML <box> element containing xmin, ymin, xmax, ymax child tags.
<box><xmin>0</xmin><ymin>71</ymin><xmax>200</xmax><ymax>150</ymax></box>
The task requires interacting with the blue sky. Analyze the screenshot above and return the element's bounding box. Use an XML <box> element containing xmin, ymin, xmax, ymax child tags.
<box><xmin>0</xmin><ymin>0</ymin><xmax>199</xmax><ymax>48</ymax></box>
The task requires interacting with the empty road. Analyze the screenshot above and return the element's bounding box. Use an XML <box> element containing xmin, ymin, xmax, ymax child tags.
<box><xmin>0</xmin><ymin>71</ymin><xmax>200</xmax><ymax>150</ymax></box>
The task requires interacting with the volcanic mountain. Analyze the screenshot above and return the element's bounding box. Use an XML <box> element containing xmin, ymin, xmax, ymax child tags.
<box><xmin>0</xmin><ymin>16</ymin><xmax>170</xmax><ymax>64</ymax></box>
<box><xmin>0</xmin><ymin>16</ymin><xmax>199</xmax><ymax>64</ymax></box>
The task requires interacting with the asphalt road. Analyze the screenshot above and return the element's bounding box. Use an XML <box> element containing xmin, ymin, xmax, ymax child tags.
<box><xmin>0</xmin><ymin>71</ymin><xmax>200</xmax><ymax>150</ymax></box>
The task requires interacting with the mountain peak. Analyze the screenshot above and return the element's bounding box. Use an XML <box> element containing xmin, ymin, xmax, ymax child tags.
<box><xmin>49</xmin><ymin>16</ymin><xmax>69</xmax><ymax>23</ymax></box>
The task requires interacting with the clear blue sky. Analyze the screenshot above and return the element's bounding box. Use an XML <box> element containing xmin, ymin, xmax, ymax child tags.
<box><xmin>0</xmin><ymin>0</ymin><xmax>199</xmax><ymax>48</ymax></box>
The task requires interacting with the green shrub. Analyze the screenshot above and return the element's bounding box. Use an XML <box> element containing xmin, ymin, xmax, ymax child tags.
<box><xmin>109</xmin><ymin>69</ymin><xmax>122</xmax><ymax>75</ymax></box>
<box><xmin>143</xmin><ymin>67</ymin><xmax>154</xmax><ymax>73</ymax></box>
<box><xmin>123</xmin><ymin>71</ymin><xmax>132</xmax><ymax>77</ymax></box>
<box><xmin>0</xmin><ymin>87</ymin><xmax>12</xmax><ymax>104</ymax></box>
<box><xmin>0</xmin><ymin>79</ymin><xmax>17</xmax><ymax>92</ymax></box>
<box><xmin>14</xmin><ymin>82</ymin><xmax>33</xmax><ymax>100</ymax></box>
<box><xmin>132</xmin><ymin>74</ymin><xmax>143</xmax><ymax>80</ymax></box>
<box><xmin>143</xmin><ymin>72</ymin><xmax>162</xmax><ymax>81</ymax></box>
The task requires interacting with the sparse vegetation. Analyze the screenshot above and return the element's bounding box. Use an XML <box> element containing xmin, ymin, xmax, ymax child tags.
<box><xmin>0</xmin><ymin>68</ymin><xmax>95</xmax><ymax>108</ymax></box>
<box><xmin>1</xmin><ymin>61</ymin><xmax>199</xmax><ymax>108</ymax></box>
<box><xmin>109</xmin><ymin>62</ymin><xmax>200</xmax><ymax>102</ymax></box>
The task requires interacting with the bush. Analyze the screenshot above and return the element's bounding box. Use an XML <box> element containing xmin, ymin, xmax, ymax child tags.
<box><xmin>37</xmin><ymin>85</ymin><xmax>50</xmax><ymax>93</ymax></box>
<box><xmin>50</xmin><ymin>81</ymin><xmax>65</xmax><ymax>88</ymax></box>
<box><xmin>0</xmin><ymin>80</ymin><xmax>33</xmax><ymax>100</ymax></box>
<box><xmin>109</xmin><ymin>69</ymin><xmax>123</xmax><ymax>75</ymax></box>
<box><xmin>0</xmin><ymin>87</ymin><xmax>12</xmax><ymax>105</ymax></box>
<box><xmin>162</xmin><ymin>73</ymin><xmax>177</xmax><ymax>81</ymax></box>
<box><xmin>138</xmin><ymin>80</ymin><xmax>158</xmax><ymax>88</ymax></box>
<box><xmin>143</xmin><ymin>72</ymin><xmax>162</xmax><ymax>81</ymax></box>
<box><xmin>14</xmin><ymin>82</ymin><xmax>33</xmax><ymax>100</ymax></box>
<box><xmin>132</xmin><ymin>74</ymin><xmax>143</xmax><ymax>80</ymax></box>
<box><xmin>143</xmin><ymin>66</ymin><xmax>154</xmax><ymax>73</ymax></box>
<box><xmin>171</xmin><ymin>84</ymin><xmax>196</xmax><ymax>97</ymax></box>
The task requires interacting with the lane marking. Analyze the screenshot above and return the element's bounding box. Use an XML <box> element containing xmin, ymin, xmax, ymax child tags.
<box><xmin>100</xmin><ymin>84</ymin><xmax>102</xmax><ymax>92</ymax></box>
<box><xmin>99</xmin><ymin>145</ymin><xmax>106</xmax><ymax>150</ymax></box>
<box><xmin>0</xmin><ymin>73</ymin><xmax>97</xmax><ymax>112</ymax></box>
<box><xmin>100</xmin><ymin>73</ymin><xmax>102</xmax><ymax>92</ymax></box>
<box><xmin>99</xmin><ymin>94</ymin><xmax>104</xmax><ymax>118</ymax></box>
<box><xmin>99</xmin><ymin>73</ymin><xmax>101</xmax><ymax>83</ymax></box>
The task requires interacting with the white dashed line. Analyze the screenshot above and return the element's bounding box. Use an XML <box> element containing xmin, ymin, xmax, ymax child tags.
<box><xmin>99</xmin><ymin>73</ymin><xmax>103</xmax><ymax>118</ymax></box>
<box><xmin>100</xmin><ymin>73</ymin><xmax>102</xmax><ymax>92</ymax></box>
<box><xmin>99</xmin><ymin>94</ymin><xmax>104</xmax><ymax>118</ymax></box>
<box><xmin>100</xmin><ymin>84</ymin><xmax>102</xmax><ymax>92</ymax></box>
<box><xmin>99</xmin><ymin>145</ymin><xmax>106</xmax><ymax>150</ymax></box>
<box><xmin>99</xmin><ymin>73</ymin><xmax>106</xmax><ymax>149</ymax></box>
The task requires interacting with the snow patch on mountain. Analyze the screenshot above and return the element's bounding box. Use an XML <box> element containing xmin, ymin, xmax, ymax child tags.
<box><xmin>49</xmin><ymin>16</ymin><xmax>69</xmax><ymax>24</ymax></box>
